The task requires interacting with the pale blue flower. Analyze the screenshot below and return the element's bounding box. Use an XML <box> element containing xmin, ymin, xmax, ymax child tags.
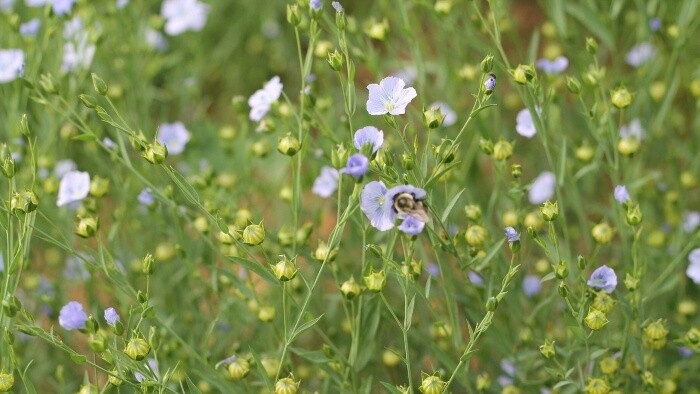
<box><xmin>625</xmin><ymin>42</ymin><xmax>656</xmax><ymax>67</ymax></box>
<box><xmin>63</xmin><ymin>16</ymin><xmax>83</xmax><ymax>39</ymax></box>
<box><xmin>528</xmin><ymin>171</ymin><xmax>555</xmax><ymax>205</ymax></box>
<box><xmin>312</xmin><ymin>166</ymin><xmax>339</xmax><ymax>198</ymax></box>
<box><xmin>536</xmin><ymin>56</ymin><xmax>568</xmax><ymax>75</ymax></box>
<box><xmin>145</xmin><ymin>28</ymin><xmax>167</xmax><ymax>51</ymax></box>
<box><xmin>52</xmin><ymin>0</ymin><xmax>74</xmax><ymax>15</ymax></box>
<box><xmin>62</xmin><ymin>35</ymin><xmax>95</xmax><ymax>73</ymax></box>
<box><xmin>248</xmin><ymin>76</ymin><xmax>283</xmax><ymax>122</ymax></box>
<box><xmin>20</xmin><ymin>19</ymin><xmax>41</xmax><ymax>37</ymax></box>
<box><xmin>398</xmin><ymin>215</ymin><xmax>424</xmax><ymax>235</ymax></box>
<box><xmin>102</xmin><ymin>137</ymin><xmax>117</xmax><ymax>149</ymax></box>
<box><xmin>619</xmin><ymin>118</ymin><xmax>645</xmax><ymax>141</ymax></box>
<box><xmin>138</xmin><ymin>188</ymin><xmax>155</xmax><ymax>206</ymax></box>
<box><xmin>484</xmin><ymin>73</ymin><xmax>496</xmax><ymax>92</ymax></box>
<box><xmin>426</xmin><ymin>263</ymin><xmax>439</xmax><ymax>277</ymax></box>
<box><xmin>428</xmin><ymin>101</ymin><xmax>457</xmax><ymax>127</ymax></box>
<box><xmin>649</xmin><ymin>18</ymin><xmax>661</xmax><ymax>32</ymax></box>
<box><xmin>515</xmin><ymin>108</ymin><xmax>537</xmax><ymax>138</ymax></box>
<box><xmin>54</xmin><ymin>159</ymin><xmax>77</xmax><ymax>178</ymax></box>
<box><xmin>0</xmin><ymin>49</ymin><xmax>24</xmax><ymax>83</ymax></box>
<box><xmin>682</xmin><ymin>211</ymin><xmax>700</xmax><ymax>233</ymax></box>
<box><xmin>309</xmin><ymin>0</ymin><xmax>322</xmax><ymax>11</ymax></box>
<box><xmin>157</xmin><ymin>122</ymin><xmax>190</xmax><ymax>155</ymax></box>
<box><xmin>135</xmin><ymin>358</ymin><xmax>159</xmax><ymax>383</ymax></box>
<box><xmin>343</xmin><ymin>153</ymin><xmax>369</xmax><ymax>179</ymax></box>
<box><xmin>331</xmin><ymin>1</ymin><xmax>342</xmax><ymax>12</ymax></box>
<box><xmin>587</xmin><ymin>265</ymin><xmax>617</xmax><ymax>293</ymax></box>
<box><xmin>614</xmin><ymin>185</ymin><xmax>630</xmax><ymax>203</ymax></box>
<box><xmin>687</xmin><ymin>249</ymin><xmax>700</xmax><ymax>284</ymax></box>
<box><xmin>504</xmin><ymin>227</ymin><xmax>519</xmax><ymax>242</ymax></box>
<box><xmin>104</xmin><ymin>307</ymin><xmax>120</xmax><ymax>326</ymax></box>
<box><xmin>161</xmin><ymin>0</ymin><xmax>209</xmax><ymax>36</ymax></box>
<box><xmin>468</xmin><ymin>271</ymin><xmax>484</xmax><ymax>285</ymax></box>
<box><xmin>522</xmin><ymin>275</ymin><xmax>541</xmax><ymax>297</ymax></box>
<box><xmin>57</xmin><ymin>170</ymin><xmax>90</xmax><ymax>207</ymax></box>
<box><xmin>360</xmin><ymin>181</ymin><xmax>393</xmax><ymax>230</ymax></box>
<box><xmin>215</xmin><ymin>354</ymin><xmax>238</xmax><ymax>368</ymax></box>
<box><xmin>58</xmin><ymin>301</ymin><xmax>87</xmax><ymax>330</ymax></box>
<box><xmin>0</xmin><ymin>0</ymin><xmax>14</xmax><ymax>12</ymax></box>
<box><xmin>353</xmin><ymin>126</ymin><xmax>384</xmax><ymax>153</ymax></box>
<box><xmin>0</xmin><ymin>253</ymin><xmax>4</xmax><ymax>272</ymax></box>
<box><xmin>116</xmin><ymin>0</ymin><xmax>128</xmax><ymax>9</ymax></box>
<box><xmin>366</xmin><ymin>76</ymin><xmax>417</xmax><ymax>116</ymax></box>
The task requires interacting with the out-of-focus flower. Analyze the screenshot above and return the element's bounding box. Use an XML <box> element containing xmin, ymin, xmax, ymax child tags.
<box><xmin>27</xmin><ymin>0</ymin><xmax>74</xmax><ymax>15</ymax></box>
<box><xmin>57</xmin><ymin>171</ymin><xmax>90</xmax><ymax>207</ymax></box>
<box><xmin>309</xmin><ymin>0</ymin><xmax>322</xmax><ymax>11</ymax></box>
<box><xmin>157</xmin><ymin>122</ymin><xmax>190</xmax><ymax>155</ymax></box>
<box><xmin>116</xmin><ymin>0</ymin><xmax>129</xmax><ymax>9</ymax></box>
<box><xmin>0</xmin><ymin>0</ymin><xmax>14</xmax><ymax>12</ymax></box>
<box><xmin>428</xmin><ymin>102</ymin><xmax>457</xmax><ymax>127</ymax></box>
<box><xmin>311</xmin><ymin>166</ymin><xmax>339</xmax><ymax>198</ymax></box>
<box><xmin>20</xmin><ymin>19</ymin><xmax>41</xmax><ymax>37</ymax></box>
<box><xmin>619</xmin><ymin>118</ymin><xmax>645</xmax><ymax>141</ymax></box>
<box><xmin>536</xmin><ymin>56</ymin><xmax>568</xmax><ymax>75</ymax></box>
<box><xmin>683</xmin><ymin>211</ymin><xmax>700</xmax><ymax>233</ymax></box>
<box><xmin>468</xmin><ymin>271</ymin><xmax>484</xmax><ymax>285</ymax></box>
<box><xmin>104</xmin><ymin>307</ymin><xmax>120</xmax><ymax>326</ymax></box>
<box><xmin>625</xmin><ymin>43</ymin><xmax>656</xmax><ymax>67</ymax></box>
<box><xmin>528</xmin><ymin>171</ymin><xmax>555</xmax><ymax>204</ymax></box>
<box><xmin>392</xmin><ymin>66</ymin><xmax>416</xmax><ymax>86</ymax></box>
<box><xmin>426</xmin><ymin>263</ymin><xmax>439</xmax><ymax>277</ymax></box>
<box><xmin>587</xmin><ymin>265</ymin><xmax>618</xmax><ymax>293</ymax></box>
<box><xmin>614</xmin><ymin>185</ymin><xmax>630</xmax><ymax>203</ymax></box>
<box><xmin>360</xmin><ymin>181</ymin><xmax>393</xmax><ymax>230</ymax></box>
<box><xmin>137</xmin><ymin>188</ymin><xmax>155</xmax><ymax>206</ymax></box>
<box><xmin>398</xmin><ymin>215</ymin><xmax>424</xmax><ymax>235</ymax></box>
<box><xmin>504</xmin><ymin>227</ymin><xmax>519</xmax><ymax>242</ymax></box>
<box><xmin>161</xmin><ymin>0</ymin><xmax>209</xmax><ymax>36</ymax></box>
<box><xmin>145</xmin><ymin>28</ymin><xmax>167</xmax><ymax>51</ymax></box>
<box><xmin>353</xmin><ymin>126</ymin><xmax>384</xmax><ymax>153</ymax></box>
<box><xmin>331</xmin><ymin>1</ymin><xmax>342</xmax><ymax>12</ymax></box>
<box><xmin>59</xmin><ymin>301</ymin><xmax>87</xmax><ymax>330</ymax></box>
<box><xmin>649</xmin><ymin>18</ymin><xmax>661</xmax><ymax>32</ymax></box>
<box><xmin>61</xmin><ymin>18</ymin><xmax>95</xmax><ymax>73</ymax></box>
<box><xmin>522</xmin><ymin>275</ymin><xmax>542</xmax><ymax>297</ymax></box>
<box><xmin>366</xmin><ymin>76</ymin><xmax>417</xmax><ymax>115</ymax></box>
<box><xmin>134</xmin><ymin>358</ymin><xmax>159</xmax><ymax>383</ymax></box>
<box><xmin>342</xmin><ymin>153</ymin><xmax>369</xmax><ymax>179</ymax></box>
<box><xmin>248</xmin><ymin>76</ymin><xmax>283</xmax><ymax>122</ymax></box>
<box><xmin>0</xmin><ymin>49</ymin><xmax>24</xmax><ymax>83</ymax></box>
<box><xmin>515</xmin><ymin>108</ymin><xmax>538</xmax><ymax>138</ymax></box>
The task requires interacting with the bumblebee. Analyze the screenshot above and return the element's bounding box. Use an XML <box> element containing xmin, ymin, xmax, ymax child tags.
<box><xmin>393</xmin><ymin>192</ymin><xmax>431</xmax><ymax>223</ymax></box>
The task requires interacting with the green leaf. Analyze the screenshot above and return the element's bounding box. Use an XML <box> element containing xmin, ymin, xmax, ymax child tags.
<box><xmin>290</xmin><ymin>347</ymin><xmax>329</xmax><ymax>364</ymax></box>
<box><xmin>227</xmin><ymin>256</ymin><xmax>277</xmax><ymax>284</ymax></box>
<box><xmin>215</xmin><ymin>214</ymin><xmax>229</xmax><ymax>233</ymax></box>
<box><xmin>469</xmin><ymin>103</ymin><xmax>497</xmax><ymax>118</ymax></box>
<box><xmin>291</xmin><ymin>314</ymin><xmax>324</xmax><ymax>341</ymax></box>
<box><xmin>71</xmin><ymin>133</ymin><xmax>97</xmax><ymax>142</ymax></box>
<box><xmin>165</xmin><ymin>165</ymin><xmax>201</xmax><ymax>205</ymax></box>
<box><xmin>441</xmin><ymin>188</ymin><xmax>466</xmax><ymax>223</ymax></box>
<box><xmin>380</xmin><ymin>382</ymin><xmax>404</xmax><ymax>394</ymax></box>
<box><xmin>69</xmin><ymin>353</ymin><xmax>87</xmax><ymax>364</ymax></box>
<box><xmin>590</xmin><ymin>348</ymin><xmax>608</xmax><ymax>359</ymax></box>
<box><xmin>404</xmin><ymin>295</ymin><xmax>416</xmax><ymax>330</ymax></box>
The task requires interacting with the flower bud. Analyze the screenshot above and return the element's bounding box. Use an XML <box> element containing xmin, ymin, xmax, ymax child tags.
<box><xmin>585</xmin><ymin>37</ymin><xmax>598</xmax><ymax>55</ymax></box>
<box><xmin>148</xmin><ymin>326</ymin><xmax>160</xmax><ymax>350</ymax></box>
<box><xmin>464</xmin><ymin>204</ymin><xmax>482</xmax><ymax>221</ymax></box>
<box><xmin>79</xmin><ymin>94</ymin><xmax>98</xmax><ymax>109</ymax></box>
<box><xmin>423</xmin><ymin>106</ymin><xmax>446</xmax><ymax>129</ymax></box>
<box><xmin>577</xmin><ymin>255</ymin><xmax>586</xmax><ymax>270</ymax></box>
<box><xmin>10</xmin><ymin>190</ymin><xmax>38</xmax><ymax>214</ymax></box>
<box><xmin>512</xmin><ymin>64</ymin><xmax>534</xmax><ymax>84</ymax></box>
<box><xmin>313</xmin><ymin>241</ymin><xmax>338</xmax><ymax>262</ymax></box>
<box><xmin>0</xmin><ymin>371</ymin><xmax>14</xmax><ymax>392</ymax></box>
<box><xmin>599</xmin><ymin>357</ymin><xmax>619</xmax><ymax>375</ymax></box>
<box><xmin>539</xmin><ymin>339</ymin><xmax>556</xmax><ymax>359</ymax></box>
<box><xmin>39</xmin><ymin>73</ymin><xmax>59</xmax><ymax>94</ymax></box>
<box><xmin>591</xmin><ymin>222</ymin><xmax>614</xmax><ymax>244</ymax></box>
<box><xmin>626</xmin><ymin>203</ymin><xmax>643</xmax><ymax>226</ymax></box>
<box><xmin>75</xmin><ymin>216</ymin><xmax>99</xmax><ymax>238</ymax></box>
<box><xmin>124</xmin><ymin>337</ymin><xmax>150</xmax><ymax>360</ymax></box>
<box><xmin>251</xmin><ymin>140</ymin><xmax>270</xmax><ymax>158</ymax></box>
<box><xmin>1</xmin><ymin>147</ymin><xmax>15</xmax><ymax>179</ymax></box>
<box><xmin>331</xmin><ymin>142</ymin><xmax>349</xmax><ymax>168</ymax></box>
<box><xmin>2</xmin><ymin>295</ymin><xmax>22</xmax><ymax>317</ymax></box>
<box><xmin>592</xmin><ymin>291</ymin><xmax>615</xmax><ymax>314</ymax></box>
<box><xmin>434</xmin><ymin>0</ymin><xmax>452</xmax><ymax>15</ymax></box>
<box><xmin>88</xmin><ymin>330</ymin><xmax>108</xmax><ymax>353</ymax></box>
<box><xmin>476</xmin><ymin>373</ymin><xmax>491</xmax><ymax>391</ymax></box>
<box><xmin>617</xmin><ymin>137</ymin><xmax>640</xmax><ymax>156</ymax></box>
<box><xmin>242</xmin><ymin>223</ymin><xmax>265</xmax><ymax>246</ymax></box>
<box><xmin>137</xmin><ymin>290</ymin><xmax>148</xmax><ymax>304</ymax></box>
<box><xmin>143</xmin><ymin>141</ymin><xmax>168</xmax><ymax>164</ymax></box>
<box><xmin>486</xmin><ymin>296</ymin><xmax>498</xmax><ymax>311</ymax></box>
<box><xmin>227</xmin><ymin>357</ymin><xmax>250</xmax><ymax>380</ymax></box>
<box><xmin>584</xmin><ymin>308</ymin><xmax>608</xmax><ymax>330</ymax></box>
<box><xmin>277</xmin><ymin>133</ymin><xmax>301</xmax><ymax>156</ymax></box>
<box><xmin>364</xmin><ymin>270</ymin><xmax>386</xmax><ymax>292</ymax></box>
<box><xmin>558</xmin><ymin>282</ymin><xmax>569</xmax><ymax>298</ymax></box>
<box><xmin>419</xmin><ymin>373</ymin><xmax>446</xmax><ymax>394</ymax></box>
<box><xmin>465</xmin><ymin>225</ymin><xmax>488</xmax><ymax>247</ymax></box>
<box><xmin>554</xmin><ymin>261</ymin><xmax>569</xmax><ymax>279</ymax></box>
<box><xmin>91</xmin><ymin>73</ymin><xmax>108</xmax><ymax>96</ymax></box>
<box><xmin>274</xmin><ymin>375</ymin><xmax>299</xmax><ymax>394</ymax></box>
<box><xmin>364</xmin><ymin>18</ymin><xmax>389</xmax><ymax>41</ymax></box>
<box><xmin>400</xmin><ymin>152</ymin><xmax>414</xmax><ymax>170</ymax></box>
<box><xmin>540</xmin><ymin>201</ymin><xmax>559</xmax><ymax>221</ymax></box>
<box><xmin>566</xmin><ymin>77</ymin><xmax>581</xmax><ymax>94</ymax></box>
<box><xmin>108</xmin><ymin>370</ymin><xmax>124</xmax><ymax>386</ymax></box>
<box><xmin>478</xmin><ymin>138</ymin><xmax>493</xmax><ymax>155</ymax></box>
<box><xmin>493</xmin><ymin>140</ymin><xmax>513</xmax><ymax>161</ymax></box>
<box><xmin>327</xmin><ymin>49</ymin><xmax>344</xmax><ymax>71</ymax></box>
<box><xmin>624</xmin><ymin>272</ymin><xmax>639</xmax><ymax>292</ymax></box>
<box><xmin>340</xmin><ymin>277</ymin><xmax>361</xmax><ymax>299</ymax></box>
<box><xmin>575</xmin><ymin>143</ymin><xmax>595</xmax><ymax>162</ymax></box>
<box><xmin>286</xmin><ymin>4</ymin><xmax>301</xmax><ymax>26</ymax></box>
<box><xmin>611</xmin><ymin>87</ymin><xmax>632</xmax><ymax>109</ymax></box>
<box><xmin>142</xmin><ymin>253</ymin><xmax>155</xmax><ymax>275</ymax></box>
<box><xmin>483</xmin><ymin>73</ymin><xmax>496</xmax><ymax>94</ymax></box>
<box><xmin>683</xmin><ymin>327</ymin><xmax>700</xmax><ymax>349</ymax></box>
<box><xmin>480</xmin><ymin>54</ymin><xmax>494</xmax><ymax>73</ymax></box>
<box><xmin>89</xmin><ymin>176</ymin><xmax>110</xmax><ymax>198</ymax></box>
<box><xmin>585</xmin><ymin>378</ymin><xmax>609</xmax><ymax>394</ymax></box>
<box><xmin>272</xmin><ymin>256</ymin><xmax>298</xmax><ymax>282</ymax></box>
<box><xmin>258</xmin><ymin>305</ymin><xmax>276</xmax><ymax>322</ymax></box>
<box><xmin>433</xmin><ymin>140</ymin><xmax>455</xmax><ymax>163</ymax></box>
<box><xmin>643</xmin><ymin>319</ymin><xmax>668</xmax><ymax>350</ymax></box>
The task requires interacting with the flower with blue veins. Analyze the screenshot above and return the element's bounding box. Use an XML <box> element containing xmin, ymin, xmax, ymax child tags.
<box><xmin>343</xmin><ymin>153</ymin><xmax>369</xmax><ymax>179</ymax></box>
<box><xmin>587</xmin><ymin>265</ymin><xmax>618</xmax><ymax>293</ymax></box>
<box><xmin>366</xmin><ymin>76</ymin><xmax>417</xmax><ymax>116</ymax></box>
<box><xmin>59</xmin><ymin>301</ymin><xmax>88</xmax><ymax>330</ymax></box>
<box><xmin>360</xmin><ymin>181</ymin><xmax>394</xmax><ymax>230</ymax></box>
<box><xmin>353</xmin><ymin>126</ymin><xmax>384</xmax><ymax>154</ymax></box>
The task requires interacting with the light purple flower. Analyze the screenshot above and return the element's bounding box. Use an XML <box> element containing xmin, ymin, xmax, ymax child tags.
<box><xmin>468</xmin><ymin>271</ymin><xmax>484</xmax><ymax>285</ymax></box>
<box><xmin>619</xmin><ymin>118</ymin><xmax>645</xmax><ymax>141</ymax></box>
<box><xmin>161</xmin><ymin>0</ymin><xmax>209</xmax><ymax>36</ymax></box>
<box><xmin>157</xmin><ymin>122</ymin><xmax>190</xmax><ymax>155</ymax></box>
<box><xmin>678</xmin><ymin>347</ymin><xmax>693</xmax><ymax>358</ymax></box>
<box><xmin>248</xmin><ymin>76</ymin><xmax>283</xmax><ymax>122</ymax></box>
<box><xmin>55</xmin><ymin>159</ymin><xmax>77</xmax><ymax>178</ymax></box>
<box><xmin>102</xmin><ymin>137</ymin><xmax>117</xmax><ymax>149</ymax></box>
<box><xmin>360</xmin><ymin>181</ymin><xmax>393</xmax><ymax>230</ymax></box>
<box><xmin>366</xmin><ymin>76</ymin><xmax>417</xmax><ymax>116</ymax></box>
<box><xmin>528</xmin><ymin>171</ymin><xmax>555</xmax><ymax>205</ymax></box>
<box><xmin>62</xmin><ymin>35</ymin><xmax>95</xmax><ymax>73</ymax></box>
<box><xmin>683</xmin><ymin>211</ymin><xmax>700</xmax><ymax>233</ymax></box>
<box><xmin>625</xmin><ymin>43</ymin><xmax>656</xmax><ymax>67</ymax></box>
<box><xmin>536</xmin><ymin>56</ymin><xmax>569</xmax><ymax>75</ymax></box>
<box><xmin>331</xmin><ymin>1</ymin><xmax>342</xmax><ymax>12</ymax></box>
<box><xmin>0</xmin><ymin>253</ymin><xmax>4</xmax><ymax>272</ymax></box>
<box><xmin>57</xmin><ymin>171</ymin><xmax>90</xmax><ymax>207</ymax></box>
<box><xmin>398</xmin><ymin>215</ymin><xmax>425</xmax><ymax>235</ymax></box>
<box><xmin>116</xmin><ymin>0</ymin><xmax>129</xmax><ymax>9</ymax></box>
<box><xmin>392</xmin><ymin>66</ymin><xmax>417</xmax><ymax>86</ymax></box>
<box><xmin>426</xmin><ymin>263</ymin><xmax>439</xmax><ymax>277</ymax></box>
<box><xmin>649</xmin><ymin>18</ymin><xmax>661</xmax><ymax>32</ymax></box>
<box><xmin>0</xmin><ymin>49</ymin><xmax>24</xmax><ymax>83</ymax></box>
<box><xmin>312</xmin><ymin>166</ymin><xmax>339</xmax><ymax>198</ymax></box>
<box><xmin>484</xmin><ymin>73</ymin><xmax>496</xmax><ymax>92</ymax></box>
<box><xmin>429</xmin><ymin>101</ymin><xmax>457</xmax><ymax>127</ymax></box>
<box><xmin>522</xmin><ymin>275</ymin><xmax>541</xmax><ymax>297</ymax></box>
<box><xmin>104</xmin><ymin>307</ymin><xmax>120</xmax><ymax>326</ymax></box>
<box><xmin>52</xmin><ymin>0</ymin><xmax>74</xmax><ymax>15</ymax></box>
<box><xmin>343</xmin><ymin>153</ymin><xmax>369</xmax><ymax>179</ymax></box>
<box><xmin>614</xmin><ymin>185</ymin><xmax>630</xmax><ymax>203</ymax></box>
<box><xmin>353</xmin><ymin>126</ymin><xmax>384</xmax><ymax>153</ymax></box>
<box><xmin>20</xmin><ymin>19</ymin><xmax>41</xmax><ymax>37</ymax></box>
<box><xmin>309</xmin><ymin>0</ymin><xmax>322</xmax><ymax>11</ymax></box>
<box><xmin>138</xmin><ymin>188</ymin><xmax>155</xmax><ymax>206</ymax></box>
<box><xmin>0</xmin><ymin>0</ymin><xmax>14</xmax><ymax>12</ymax></box>
<box><xmin>135</xmin><ymin>358</ymin><xmax>159</xmax><ymax>383</ymax></box>
<box><xmin>58</xmin><ymin>301</ymin><xmax>87</xmax><ymax>330</ymax></box>
<box><xmin>215</xmin><ymin>354</ymin><xmax>238</xmax><ymax>368</ymax></box>
<box><xmin>687</xmin><ymin>249</ymin><xmax>700</xmax><ymax>284</ymax></box>
<box><xmin>587</xmin><ymin>265</ymin><xmax>618</xmax><ymax>293</ymax></box>
<box><xmin>515</xmin><ymin>108</ymin><xmax>537</xmax><ymax>138</ymax></box>
<box><xmin>504</xmin><ymin>227</ymin><xmax>519</xmax><ymax>242</ymax></box>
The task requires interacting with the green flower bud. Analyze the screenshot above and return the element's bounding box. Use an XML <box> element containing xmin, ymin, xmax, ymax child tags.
<box><xmin>108</xmin><ymin>370</ymin><xmax>124</xmax><ymax>386</ymax></box>
<box><xmin>227</xmin><ymin>357</ymin><xmax>250</xmax><ymax>380</ymax></box>
<box><xmin>434</xmin><ymin>0</ymin><xmax>452</xmax><ymax>15</ymax></box>
<box><xmin>465</xmin><ymin>225</ymin><xmax>488</xmax><ymax>247</ymax></box>
<box><xmin>364</xmin><ymin>270</ymin><xmax>386</xmax><ymax>292</ymax></box>
<box><xmin>643</xmin><ymin>319</ymin><xmax>668</xmax><ymax>350</ymax></box>
<box><xmin>617</xmin><ymin>136</ymin><xmax>640</xmax><ymax>156</ymax></box>
<box><xmin>419</xmin><ymin>373</ymin><xmax>446</xmax><ymax>394</ymax></box>
<box><xmin>1</xmin><ymin>146</ymin><xmax>15</xmax><ymax>179</ymax></box>
<box><xmin>277</xmin><ymin>133</ymin><xmax>301</xmax><ymax>156</ymax></box>
<box><xmin>599</xmin><ymin>357</ymin><xmax>619</xmax><ymax>375</ymax></box>
<box><xmin>423</xmin><ymin>106</ymin><xmax>445</xmax><ymax>129</ymax></box>
<box><xmin>124</xmin><ymin>337</ymin><xmax>150</xmax><ymax>360</ymax></box>
<box><xmin>585</xmin><ymin>378</ymin><xmax>609</xmax><ymax>394</ymax></box>
<box><xmin>287</xmin><ymin>4</ymin><xmax>301</xmax><ymax>26</ymax></box>
<box><xmin>19</xmin><ymin>114</ymin><xmax>30</xmax><ymax>137</ymax></box>
<box><xmin>591</xmin><ymin>222</ymin><xmax>614</xmax><ymax>244</ymax></box>
<box><xmin>433</xmin><ymin>140</ymin><xmax>456</xmax><ymax>163</ymax></box>
<box><xmin>493</xmin><ymin>139</ymin><xmax>513</xmax><ymax>161</ymax></box>
<box><xmin>512</xmin><ymin>64</ymin><xmax>534</xmax><ymax>84</ymax></box>
<box><xmin>75</xmin><ymin>216</ymin><xmax>99</xmax><ymax>238</ymax></box>
<box><xmin>400</xmin><ymin>152</ymin><xmax>414</xmax><ymax>170</ymax></box>
<box><xmin>277</xmin><ymin>226</ymin><xmax>295</xmax><ymax>247</ymax></box>
<box><xmin>554</xmin><ymin>261</ymin><xmax>569</xmax><ymax>279</ymax></box>
<box><xmin>539</xmin><ymin>339</ymin><xmax>556</xmax><ymax>359</ymax></box>
<box><xmin>10</xmin><ymin>190</ymin><xmax>38</xmax><ymax>214</ymax></box>
<box><xmin>480</xmin><ymin>54</ymin><xmax>494</xmax><ymax>73</ymax></box>
<box><xmin>540</xmin><ymin>201</ymin><xmax>559</xmax><ymax>221</ymax></box>
<box><xmin>91</xmin><ymin>73</ymin><xmax>108</xmax><ymax>96</ymax></box>
<box><xmin>250</xmin><ymin>139</ymin><xmax>270</xmax><ymax>158</ymax></box>
<box><xmin>258</xmin><ymin>305</ymin><xmax>275</xmax><ymax>322</ymax></box>
<box><xmin>575</xmin><ymin>143</ymin><xmax>595</xmax><ymax>162</ymax></box>
<box><xmin>584</xmin><ymin>308</ymin><xmax>608</xmax><ymax>330</ymax></box>
<box><xmin>295</xmin><ymin>222</ymin><xmax>313</xmax><ymax>245</ymax></box>
<box><xmin>624</xmin><ymin>272</ymin><xmax>639</xmax><ymax>291</ymax></box>
<box><xmin>2</xmin><ymin>295</ymin><xmax>22</xmax><ymax>317</ymax></box>
<box><xmin>327</xmin><ymin>49</ymin><xmax>344</xmax><ymax>71</ymax></box>
<box><xmin>558</xmin><ymin>282</ymin><xmax>569</xmax><ymax>298</ymax></box>
<box><xmin>130</xmin><ymin>130</ymin><xmax>148</xmax><ymax>151</ymax></box>
<box><xmin>88</xmin><ymin>330</ymin><xmax>108</xmax><ymax>353</ymax></box>
<box><xmin>39</xmin><ymin>73</ymin><xmax>59</xmax><ymax>94</ymax></box>
<box><xmin>486</xmin><ymin>296</ymin><xmax>498</xmax><ymax>311</ymax></box>
<box><xmin>626</xmin><ymin>202</ymin><xmax>643</xmax><ymax>225</ymax></box>
<box><xmin>142</xmin><ymin>253</ymin><xmax>155</xmax><ymax>275</ymax></box>
<box><xmin>89</xmin><ymin>176</ymin><xmax>110</xmax><ymax>198</ymax></box>
<box><xmin>137</xmin><ymin>290</ymin><xmax>148</xmax><ymax>304</ymax></box>
<box><xmin>0</xmin><ymin>371</ymin><xmax>14</xmax><ymax>392</ymax></box>
<box><xmin>272</xmin><ymin>256</ymin><xmax>298</xmax><ymax>282</ymax></box>
<box><xmin>313</xmin><ymin>241</ymin><xmax>338</xmax><ymax>262</ymax></box>
<box><xmin>242</xmin><ymin>223</ymin><xmax>265</xmax><ymax>246</ymax></box>
<box><xmin>148</xmin><ymin>326</ymin><xmax>160</xmax><ymax>350</ymax></box>
<box><xmin>585</xmin><ymin>37</ymin><xmax>598</xmax><ymax>55</ymax></box>
<box><xmin>340</xmin><ymin>277</ymin><xmax>361</xmax><ymax>299</ymax></box>
<box><xmin>79</xmin><ymin>94</ymin><xmax>98</xmax><ymax>109</ymax></box>
<box><xmin>274</xmin><ymin>375</ymin><xmax>299</xmax><ymax>394</ymax></box>
<box><xmin>566</xmin><ymin>77</ymin><xmax>581</xmax><ymax>94</ymax></box>
<box><xmin>611</xmin><ymin>87</ymin><xmax>633</xmax><ymax>109</ymax></box>
<box><xmin>577</xmin><ymin>255</ymin><xmax>586</xmax><ymax>270</ymax></box>
<box><xmin>683</xmin><ymin>327</ymin><xmax>700</xmax><ymax>349</ymax></box>
<box><xmin>464</xmin><ymin>204</ymin><xmax>482</xmax><ymax>222</ymax></box>
<box><xmin>364</xmin><ymin>18</ymin><xmax>389</xmax><ymax>41</ymax></box>
<box><xmin>143</xmin><ymin>141</ymin><xmax>168</xmax><ymax>164</ymax></box>
<box><xmin>331</xmin><ymin>142</ymin><xmax>349</xmax><ymax>168</ymax></box>
<box><xmin>592</xmin><ymin>291</ymin><xmax>615</xmax><ymax>314</ymax></box>
<box><xmin>476</xmin><ymin>373</ymin><xmax>491</xmax><ymax>391</ymax></box>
